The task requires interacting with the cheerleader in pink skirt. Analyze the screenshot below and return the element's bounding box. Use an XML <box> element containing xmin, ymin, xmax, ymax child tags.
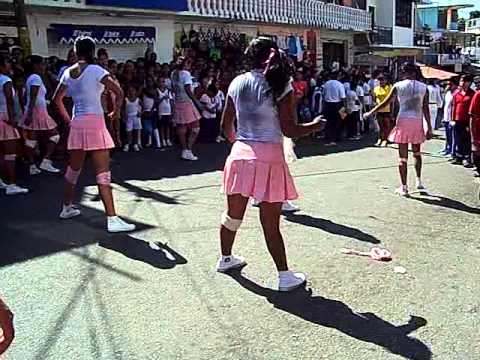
<box><xmin>217</xmin><ymin>37</ymin><xmax>325</xmax><ymax>292</ymax></box>
<box><xmin>0</xmin><ymin>56</ymin><xmax>28</xmax><ymax>195</ymax></box>
<box><xmin>23</xmin><ymin>55</ymin><xmax>61</xmax><ymax>175</ymax></box>
<box><xmin>53</xmin><ymin>37</ymin><xmax>135</xmax><ymax>233</ymax></box>
<box><xmin>365</xmin><ymin>62</ymin><xmax>433</xmax><ymax>197</ymax></box>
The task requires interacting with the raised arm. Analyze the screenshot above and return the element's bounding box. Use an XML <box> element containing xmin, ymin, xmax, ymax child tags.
<box><xmin>277</xmin><ymin>92</ymin><xmax>325</xmax><ymax>138</ymax></box>
<box><xmin>24</xmin><ymin>84</ymin><xmax>39</xmax><ymax>126</ymax></box>
<box><xmin>364</xmin><ymin>87</ymin><xmax>397</xmax><ymax>119</ymax></box>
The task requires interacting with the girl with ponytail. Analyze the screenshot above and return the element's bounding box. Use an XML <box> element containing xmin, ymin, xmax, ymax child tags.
<box><xmin>216</xmin><ymin>37</ymin><xmax>326</xmax><ymax>291</ymax></box>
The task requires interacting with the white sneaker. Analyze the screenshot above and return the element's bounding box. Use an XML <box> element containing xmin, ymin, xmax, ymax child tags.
<box><xmin>39</xmin><ymin>159</ymin><xmax>60</xmax><ymax>173</ymax></box>
<box><xmin>416</xmin><ymin>180</ymin><xmax>429</xmax><ymax>194</ymax></box>
<box><xmin>123</xmin><ymin>144</ymin><xmax>130</xmax><ymax>152</ymax></box>
<box><xmin>161</xmin><ymin>140</ymin><xmax>167</xmax><ymax>148</ymax></box>
<box><xmin>282</xmin><ymin>200</ymin><xmax>300</xmax><ymax>213</ymax></box>
<box><xmin>30</xmin><ymin>164</ymin><xmax>41</xmax><ymax>175</ymax></box>
<box><xmin>395</xmin><ymin>186</ymin><xmax>409</xmax><ymax>197</ymax></box>
<box><xmin>216</xmin><ymin>135</ymin><xmax>225</xmax><ymax>143</ymax></box>
<box><xmin>5</xmin><ymin>184</ymin><xmax>29</xmax><ymax>195</ymax></box>
<box><xmin>181</xmin><ymin>150</ymin><xmax>198</xmax><ymax>161</ymax></box>
<box><xmin>107</xmin><ymin>216</ymin><xmax>136</xmax><ymax>233</ymax></box>
<box><xmin>166</xmin><ymin>139</ymin><xmax>173</xmax><ymax>147</ymax></box>
<box><xmin>133</xmin><ymin>144</ymin><xmax>140</xmax><ymax>152</ymax></box>
<box><xmin>216</xmin><ymin>255</ymin><xmax>246</xmax><ymax>273</ymax></box>
<box><xmin>278</xmin><ymin>271</ymin><xmax>306</xmax><ymax>292</ymax></box>
<box><xmin>0</xmin><ymin>178</ymin><xmax>7</xmax><ymax>190</ymax></box>
<box><xmin>59</xmin><ymin>205</ymin><xmax>81</xmax><ymax>219</ymax></box>
<box><xmin>251</xmin><ymin>198</ymin><xmax>260</xmax><ymax>207</ymax></box>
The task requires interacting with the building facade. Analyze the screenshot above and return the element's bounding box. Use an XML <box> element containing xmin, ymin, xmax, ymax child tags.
<box><xmin>0</xmin><ymin>0</ymin><xmax>372</xmax><ymax>69</ymax></box>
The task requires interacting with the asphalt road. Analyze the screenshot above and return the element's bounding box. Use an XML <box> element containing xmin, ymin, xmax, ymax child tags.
<box><xmin>1</xmin><ymin>136</ymin><xmax>479</xmax><ymax>360</ymax></box>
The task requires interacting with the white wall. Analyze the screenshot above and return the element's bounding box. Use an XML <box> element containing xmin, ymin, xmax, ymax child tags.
<box><xmin>26</xmin><ymin>11</ymin><xmax>175</xmax><ymax>63</ymax></box>
<box><xmin>393</xmin><ymin>26</ymin><xmax>413</xmax><ymax>47</ymax></box>
<box><xmin>370</xmin><ymin>0</ymin><xmax>394</xmax><ymax>28</ymax></box>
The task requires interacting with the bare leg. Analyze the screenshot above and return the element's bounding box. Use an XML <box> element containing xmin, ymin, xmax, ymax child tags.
<box><xmin>259</xmin><ymin>201</ymin><xmax>288</xmax><ymax>271</ymax></box>
<box><xmin>220</xmin><ymin>194</ymin><xmax>249</xmax><ymax>256</ymax></box>
<box><xmin>412</xmin><ymin>144</ymin><xmax>422</xmax><ymax>180</ymax></box>
<box><xmin>2</xmin><ymin>140</ymin><xmax>18</xmax><ymax>184</ymax></box>
<box><xmin>90</xmin><ymin>150</ymin><xmax>116</xmax><ymax>216</ymax></box>
<box><xmin>398</xmin><ymin>144</ymin><xmax>409</xmax><ymax>186</ymax></box>
<box><xmin>63</xmin><ymin>150</ymin><xmax>86</xmax><ymax>206</ymax></box>
<box><xmin>177</xmin><ymin>125</ymin><xmax>187</xmax><ymax>150</ymax></box>
<box><xmin>126</xmin><ymin>131</ymin><xmax>133</xmax><ymax>146</ymax></box>
<box><xmin>187</xmin><ymin>121</ymin><xmax>200</xmax><ymax>151</ymax></box>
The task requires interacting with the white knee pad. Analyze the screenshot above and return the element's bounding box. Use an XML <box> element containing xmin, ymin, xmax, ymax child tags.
<box><xmin>221</xmin><ymin>211</ymin><xmax>242</xmax><ymax>232</ymax></box>
<box><xmin>25</xmin><ymin>139</ymin><xmax>38</xmax><ymax>148</ymax></box>
<box><xmin>49</xmin><ymin>134</ymin><xmax>60</xmax><ymax>144</ymax></box>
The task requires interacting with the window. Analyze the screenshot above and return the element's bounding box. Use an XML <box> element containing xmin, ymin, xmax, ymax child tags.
<box><xmin>395</xmin><ymin>0</ymin><xmax>412</xmax><ymax>28</ymax></box>
<box><xmin>438</xmin><ymin>9</ymin><xmax>447</xmax><ymax>29</ymax></box>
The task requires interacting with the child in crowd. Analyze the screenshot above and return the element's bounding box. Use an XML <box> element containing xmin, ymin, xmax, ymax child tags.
<box><xmin>214</xmin><ymin>81</ymin><xmax>226</xmax><ymax>143</ymax></box>
<box><xmin>345</xmin><ymin>79</ymin><xmax>362</xmax><ymax>140</ymax></box>
<box><xmin>123</xmin><ymin>85</ymin><xmax>142</xmax><ymax>152</ymax></box>
<box><xmin>199</xmin><ymin>83</ymin><xmax>219</xmax><ymax>142</ymax></box>
<box><xmin>141</xmin><ymin>75</ymin><xmax>158</xmax><ymax>148</ymax></box>
<box><xmin>298</xmin><ymin>96</ymin><xmax>313</xmax><ymax>124</ymax></box>
<box><xmin>157</xmin><ymin>78</ymin><xmax>174</xmax><ymax>148</ymax></box>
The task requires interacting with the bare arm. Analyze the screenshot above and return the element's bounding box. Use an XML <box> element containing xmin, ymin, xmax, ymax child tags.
<box><xmin>3</xmin><ymin>82</ymin><xmax>15</xmax><ymax>126</ymax></box>
<box><xmin>24</xmin><ymin>85</ymin><xmax>39</xmax><ymax>125</ymax></box>
<box><xmin>52</xmin><ymin>83</ymin><xmax>70</xmax><ymax>124</ymax></box>
<box><xmin>423</xmin><ymin>88</ymin><xmax>433</xmax><ymax>139</ymax></box>
<box><xmin>102</xmin><ymin>75</ymin><xmax>124</xmax><ymax>120</ymax></box>
<box><xmin>365</xmin><ymin>87</ymin><xmax>397</xmax><ymax>118</ymax></box>
<box><xmin>221</xmin><ymin>96</ymin><xmax>237</xmax><ymax>143</ymax></box>
<box><xmin>278</xmin><ymin>92</ymin><xmax>325</xmax><ymax>138</ymax></box>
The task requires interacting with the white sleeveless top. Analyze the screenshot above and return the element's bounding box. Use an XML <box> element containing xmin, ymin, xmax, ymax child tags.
<box><xmin>227</xmin><ymin>70</ymin><xmax>292</xmax><ymax>144</ymax></box>
<box><xmin>60</xmin><ymin>64</ymin><xmax>109</xmax><ymax>117</ymax></box>
<box><xmin>0</xmin><ymin>74</ymin><xmax>13</xmax><ymax>114</ymax></box>
<box><xmin>125</xmin><ymin>98</ymin><xmax>141</xmax><ymax>119</ymax></box>
<box><xmin>394</xmin><ymin>79</ymin><xmax>427</xmax><ymax>121</ymax></box>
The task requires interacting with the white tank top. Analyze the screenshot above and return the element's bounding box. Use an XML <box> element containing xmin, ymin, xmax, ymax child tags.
<box><xmin>142</xmin><ymin>94</ymin><xmax>155</xmax><ymax>112</ymax></box>
<box><xmin>394</xmin><ymin>79</ymin><xmax>427</xmax><ymax>121</ymax></box>
<box><xmin>125</xmin><ymin>98</ymin><xmax>140</xmax><ymax>118</ymax></box>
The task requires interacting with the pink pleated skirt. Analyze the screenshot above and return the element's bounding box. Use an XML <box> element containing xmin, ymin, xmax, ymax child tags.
<box><xmin>388</xmin><ymin>117</ymin><xmax>426</xmax><ymax>145</ymax></box>
<box><xmin>0</xmin><ymin>113</ymin><xmax>20</xmax><ymax>141</ymax></box>
<box><xmin>68</xmin><ymin>114</ymin><xmax>114</xmax><ymax>151</ymax></box>
<box><xmin>173</xmin><ymin>101</ymin><xmax>201</xmax><ymax>125</ymax></box>
<box><xmin>222</xmin><ymin>141</ymin><xmax>299</xmax><ymax>203</ymax></box>
<box><xmin>22</xmin><ymin>107</ymin><xmax>57</xmax><ymax>131</ymax></box>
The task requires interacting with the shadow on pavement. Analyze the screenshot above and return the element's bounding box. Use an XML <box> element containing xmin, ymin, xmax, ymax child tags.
<box><xmin>409</xmin><ymin>195</ymin><xmax>480</xmax><ymax>215</ymax></box>
<box><xmin>99</xmin><ymin>237</ymin><xmax>187</xmax><ymax>269</ymax></box>
<box><xmin>284</xmin><ymin>214</ymin><xmax>380</xmax><ymax>244</ymax></box>
<box><xmin>295</xmin><ymin>135</ymin><xmax>376</xmax><ymax>159</ymax></box>
<box><xmin>228</xmin><ymin>272</ymin><xmax>432</xmax><ymax>360</ymax></box>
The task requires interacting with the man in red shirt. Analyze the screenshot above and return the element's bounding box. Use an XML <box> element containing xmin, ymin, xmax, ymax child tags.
<box><xmin>469</xmin><ymin>86</ymin><xmax>480</xmax><ymax>177</ymax></box>
<box><xmin>451</xmin><ymin>74</ymin><xmax>475</xmax><ymax>167</ymax></box>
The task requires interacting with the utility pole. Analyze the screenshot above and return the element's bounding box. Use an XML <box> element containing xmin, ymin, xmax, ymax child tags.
<box><xmin>13</xmin><ymin>0</ymin><xmax>31</xmax><ymax>56</ymax></box>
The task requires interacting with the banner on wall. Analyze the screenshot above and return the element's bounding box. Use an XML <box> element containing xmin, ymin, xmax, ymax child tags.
<box><xmin>52</xmin><ymin>25</ymin><xmax>156</xmax><ymax>45</ymax></box>
<box><xmin>85</xmin><ymin>0</ymin><xmax>188</xmax><ymax>11</ymax></box>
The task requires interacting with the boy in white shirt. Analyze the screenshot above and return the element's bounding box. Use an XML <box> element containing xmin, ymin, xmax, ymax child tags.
<box><xmin>199</xmin><ymin>84</ymin><xmax>220</xmax><ymax>142</ymax></box>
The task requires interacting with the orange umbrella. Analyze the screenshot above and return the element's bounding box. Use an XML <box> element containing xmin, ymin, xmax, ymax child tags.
<box><xmin>419</xmin><ymin>65</ymin><xmax>459</xmax><ymax>80</ymax></box>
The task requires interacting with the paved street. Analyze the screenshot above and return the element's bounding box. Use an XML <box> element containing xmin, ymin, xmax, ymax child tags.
<box><xmin>1</xmin><ymin>136</ymin><xmax>479</xmax><ymax>360</ymax></box>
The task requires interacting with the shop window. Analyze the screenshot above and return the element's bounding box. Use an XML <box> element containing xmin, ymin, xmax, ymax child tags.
<box><xmin>438</xmin><ymin>9</ymin><xmax>447</xmax><ymax>29</ymax></box>
<box><xmin>395</xmin><ymin>0</ymin><xmax>412</xmax><ymax>28</ymax></box>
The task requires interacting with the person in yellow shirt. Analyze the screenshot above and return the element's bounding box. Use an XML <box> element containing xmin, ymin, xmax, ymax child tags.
<box><xmin>373</xmin><ymin>75</ymin><xmax>393</xmax><ymax>146</ymax></box>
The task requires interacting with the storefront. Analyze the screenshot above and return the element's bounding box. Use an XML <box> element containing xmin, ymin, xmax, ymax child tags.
<box><xmin>49</xmin><ymin>25</ymin><xmax>156</xmax><ymax>62</ymax></box>
<box><xmin>26</xmin><ymin>10</ymin><xmax>175</xmax><ymax>63</ymax></box>
<box><xmin>0</xmin><ymin>26</ymin><xmax>19</xmax><ymax>58</ymax></box>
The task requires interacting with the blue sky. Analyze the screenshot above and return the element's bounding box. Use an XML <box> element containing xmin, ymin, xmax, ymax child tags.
<box><xmin>437</xmin><ymin>0</ymin><xmax>480</xmax><ymax>18</ymax></box>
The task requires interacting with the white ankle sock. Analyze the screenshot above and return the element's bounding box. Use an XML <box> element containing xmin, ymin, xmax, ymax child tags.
<box><xmin>221</xmin><ymin>255</ymin><xmax>231</xmax><ymax>261</ymax></box>
<box><xmin>278</xmin><ymin>270</ymin><xmax>290</xmax><ymax>277</ymax></box>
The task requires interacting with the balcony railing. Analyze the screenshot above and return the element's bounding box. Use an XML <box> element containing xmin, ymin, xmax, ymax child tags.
<box><xmin>422</xmin><ymin>53</ymin><xmax>466</xmax><ymax>66</ymax></box>
<box><xmin>0</xmin><ymin>0</ymin><xmax>85</xmax><ymax>7</ymax></box>
<box><xmin>186</xmin><ymin>0</ymin><xmax>371</xmax><ymax>32</ymax></box>
<box><xmin>414</xmin><ymin>31</ymin><xmax>431</xmax><ymax>47</ymax></box>
<box><xmin>370</xmin><ymin>26</ymin><xmax>392</xmax><ymax>45</ymax></box>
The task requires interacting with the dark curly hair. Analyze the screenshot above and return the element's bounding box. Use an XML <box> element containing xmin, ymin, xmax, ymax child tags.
<box><xmin>245</xmin><ymin>37</ymin><xmax>294</xmax><ymax>100</ymax></box>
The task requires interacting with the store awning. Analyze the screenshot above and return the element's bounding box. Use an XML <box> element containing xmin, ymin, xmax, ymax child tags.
<box><xmin>419</xmin><ymin>65</ymin><xmax>459</xmax><ymax>80</ymax></box>
<box><xmin>85</xmin><ymin>0</ymin><xmax>188</xmax><ymax>11</ymax></box>
<box><xmin>52</xmin><ymin>25</ymin><xmax>156</xmax><ymax>45</ymax></box>
<box><xmin>373</xmin><ymin>49</ymin><xmax>423</xmax><ymax>58</ymax></box>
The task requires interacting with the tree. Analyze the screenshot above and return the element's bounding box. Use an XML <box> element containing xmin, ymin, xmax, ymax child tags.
<box><xmin>12</xmin><ymin>0</ymin><xmax>31</xmax><ymax>56</ymax></box>
<box><xmin>469</xmin><ymin>10</ymin><xmax>480</xmax><ymax>19</ymax></box>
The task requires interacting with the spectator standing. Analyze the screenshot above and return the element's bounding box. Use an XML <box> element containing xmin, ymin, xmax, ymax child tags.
<box><xmin>157</xmin><ymin>78</ymin><xmax>174</xmax><ymax>148</ymax></box>
<box><xmin>323</xmin><ymin>72</ymin><xmax>346</xmax><ymax>146</ymax></box>
<box><xmin>441</xmin><ymin>79</ymin><xmax>458</xmax><ymax>156</ymax></box>
<box><xmin>451</xmin><ymin>74</ymin><xmax>475</xmax><ymax>167</ymax></box>
<box><xmin>373</xmin><ymin>75</ymin><xmax>393</xmax><ymax>146</ymax></box>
